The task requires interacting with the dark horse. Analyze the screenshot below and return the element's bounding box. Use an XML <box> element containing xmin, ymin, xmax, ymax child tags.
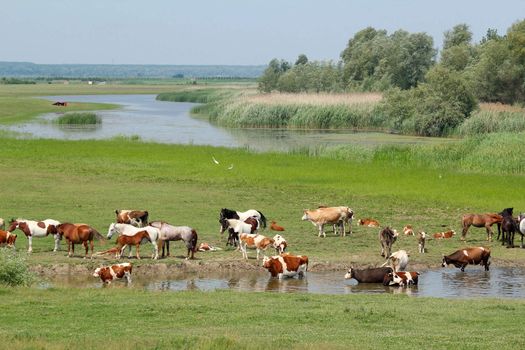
<box><xmin>57</xmin><ymin>223</ymin><xmax>105</xmax><ymax>258</ymax></box>
<box><xmin>461</xmin><ymin>213</ymin><xmax>502</xmax><ymax>241</ymax></box>
<box><xmin>219</xmin><ymin>208</ymin><xmax>267</xmax><ymax>229</ymax></box>
<box><xmin>500</xmin><ymin>208</ymin><xmax>523</xmax><ymax>248</ymax></box>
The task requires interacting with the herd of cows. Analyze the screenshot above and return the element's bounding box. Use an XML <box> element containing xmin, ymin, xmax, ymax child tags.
<box><xmin>0</xmin><ymin>205</ymin><xmax>523</xmax><ymax>286</ymax></box>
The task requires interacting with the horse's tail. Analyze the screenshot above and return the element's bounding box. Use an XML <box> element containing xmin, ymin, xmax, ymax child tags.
<box><xmin>92</xmin><ymin>228</ymin><xmax>106</xmax><ymax>241</ymax></box>
<box><xmin>258</xmin><ymin>211</ymin><xmax>267</xmax><ymax>229</ymax></box>
<box><xmin>191</xmin><ymin>229</ymin><xmax>198</xmax><ymax>252</ymax></box>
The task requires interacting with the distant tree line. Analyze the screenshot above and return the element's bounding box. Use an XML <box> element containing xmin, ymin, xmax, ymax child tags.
<box><xmin>258</xmin><ymin>19</ymin><xmax>525</xmax><ymax>136</ymax></box>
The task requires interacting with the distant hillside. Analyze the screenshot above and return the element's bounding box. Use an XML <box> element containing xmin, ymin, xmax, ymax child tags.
<box><xmin>0</xmin><ymin>62</ymin><xmax>265</xmax><ymax>78</ymax></box>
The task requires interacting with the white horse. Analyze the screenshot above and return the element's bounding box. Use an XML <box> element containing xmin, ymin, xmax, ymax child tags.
<box><xmin>107</xmin><ymin>223</ymin><xmax>160</xmax><ymax>259</ymax></box>
<box><xmin>7</xmin><ymin>218</ymin><xmax>61</xmax><ymax>253</ymax></box>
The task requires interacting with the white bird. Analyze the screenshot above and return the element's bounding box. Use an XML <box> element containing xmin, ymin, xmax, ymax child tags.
<box><xmin>212</xmin><ymin>156</ymin><xmax>220</xmax><ymax>165</ymax></box>
<box><xmin>227</xmin><ymin>164</ymin><xmax>234</xmax><ymax>170</ymax></box>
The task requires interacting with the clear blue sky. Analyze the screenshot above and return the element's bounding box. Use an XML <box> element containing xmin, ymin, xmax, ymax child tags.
<box><xmin>2</xmin><ymin>0</ymin><xmax>524</xmax><ymax>65</ymax></box>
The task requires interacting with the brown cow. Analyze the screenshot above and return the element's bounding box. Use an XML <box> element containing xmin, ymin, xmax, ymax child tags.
<box><xmin>417</xmin><ymin>231</ymin><xmax>426</xmax><ymax>253</ymax></box>
<box><xmin>344</xmin><ymin>266</ymin><xmax>393</xmax><ymax>283</ymax></box>
<box><xmin>358</xmin><ymin>218</ymin><xmax>380</xmax><ymax>227</ymax></box>
<box><xmin>442</xmin><ymin>247</ymin><xmax>491</xmax><ymax>271</ymax></box>
<box><xmin>262</xmin><ymin>253</ymin><xmax>308</xmax><ymax>279</ymax></box>
<box><xmin>383</xmin><ymin>271</ymin><xmax>420</xmax><ymax>287</ymax></box>
<box><xmin>379</xmin><ymin>227</ymin><xmax>398</xmax><ymax>258</ymax></box>
<box><xmin>270</xmin><ymin>221</ymin><xmax>285</xmax><ymax>231</ymax></box>
<box><xmin>403</xmin><ymin>225</ymin><xmax>414</xmax><ymax>236</ymax></box>
<box><xmin>433</xmin><ymin>230</ymin><xmax>456</xmax><ymax>239</ymax></box>
<box><xmin>115</xmin><ymin>209</ymin><xmax>149</xmax><ymax>227</ymax></box>
<box><xmin>302</xmin><ymin>206</ymin><xmax>352</xmax><ymax>237</ymax></box>
<box><xmin>0</xmin><ymin>230</ymin><xmax>17</xmax><ymax>248</ymax></box>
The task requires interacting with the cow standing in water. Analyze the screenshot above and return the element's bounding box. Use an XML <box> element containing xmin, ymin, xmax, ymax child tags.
<box><xmin>442</xmin><ymin>247</ymin><xmax>491</xmax><ymax>271</ymax></box>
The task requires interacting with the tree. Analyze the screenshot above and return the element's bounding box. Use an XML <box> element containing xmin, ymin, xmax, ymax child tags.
<box><xmin>441</xmin><ymin>24</ymin><xmax>475</xmax><ymax>72</ymax></box>
<box><xmin>443</xmin><ymin>24</ymin><xmax>472</xmax><ymax>50</ymax></box>
<box><xmin>258</xmin><ymin>58</ymin><xmax>291</xmax><ymax>93</ymax></box>
<box><xmin>295</xmin><ymin>54</ymin><xmax>308</xmax><ymax>66</ymax></box>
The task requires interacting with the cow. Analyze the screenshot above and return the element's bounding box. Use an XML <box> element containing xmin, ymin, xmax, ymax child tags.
<box><xmin>239</xmin><ymin>233</ymin><xmax>274</xmax><ymax>261</ymax></box>
<box><xmin>115</xmin><ymin>209</ymin><xmax>149</xmax><ymax>227</ymax></box>
<box><xmin>0</xmin><ymin>230</ymin><xmax>17</xmax><ymax>248</ymax></box>
<box><xmin>379</xmin><ymin>227</ymin><xmax>398</xmax><ymax>258</ymax></box>
<box><xmin>270</xmin><ymin>221</ymin><xmax>285</xmax><ymax>231</ymax></box>
<box><xmin>262</xmin><ymin>254</ymin><xmax>308</xmax><ymax>279</ymax></box>
<box><xmin>197</xmin><ymin>242</ymin><xmax>222</xmax><ymax>252</ymax></box>
<box><xmin>358</xmin><ymin>218</ymin><xmax>380</xmax><ymax>227</ymax></box>
<box><xmin>433</xmin><ymin>230</ymin><xmax>456</xmax><ymax>239</ymax></box>
<box><xmin>441</xmin><ymin>247</ymin><xmax>491</xmax><ymax>272</ymax></box>
<box><xmin>93</xmin><ymin>263</ymin><xmax>132</xmax><ymax>284</ymax></box>
<box><xmin>383</xmin><ymin>271</ymin><xmax>420</xmax><ymax>287</ymax></box>
<box><xmin>344</xmin><ymin>266</ymin><xmax>393</xmax><ymax>283</ymax></box>
<box><xmin>302</xmin><ymin>206</ymin><xmax>352</xmax><ymax>237</ymax></box>
<box><xmin>272</xmin><ymin>234</ymin><xmax>287</xmax><ymax>254</ymax></box>
<box><xmin>403</xmin><ymin>225</ymin><xmax>414</xmax><ymax>236</ymax></box>
<box><xmin>417</xmin><ymin>231</ymin><xmax>426</xmax><ymax>253</ymax></box>
<box><xmin>381</xmin><ymin>250</ymin><xmax>409</xmax><ymax>272</ymax></box>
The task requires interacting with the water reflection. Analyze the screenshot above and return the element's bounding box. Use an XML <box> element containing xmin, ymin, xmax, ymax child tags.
<box><xmin>2</xmin><ymin>94</ymin><xmax>456</xmax><ymax>152</ymax></box>
<box><xmin>41</xmin><ymin>267</ymin><xmax>525</xmax><ymax>299</ymax></box>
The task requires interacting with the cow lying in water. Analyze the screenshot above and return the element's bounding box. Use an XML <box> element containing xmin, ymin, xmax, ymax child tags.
<box><xmin>262</xmin><ymin>253</ymin><xmax>308</xmax><ymax>279</ymax></box>
<box><xmin>93</xmin><ymin>263</ymin><xmax>132</xmax><ymax>284</ymax></box>
<box><xmin>442</xmin><ymin>246</ymin><xmax>491</xmax><ymax>271</ymax></box>
<box><xmin>344</xmin><ymin>266</ymin><xmax>393</xmax><ymax>283</ymax></box>
<box><xmin>383</xmin><ymin>271</ymin><xmax>420</xmax><ymax>287</ymax></box>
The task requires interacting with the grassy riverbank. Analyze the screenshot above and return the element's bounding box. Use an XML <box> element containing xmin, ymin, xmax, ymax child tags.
<box><xmin>0</xmin><ymin>287</ymin><xmax>523</xmax><ymax>350</ymax></box>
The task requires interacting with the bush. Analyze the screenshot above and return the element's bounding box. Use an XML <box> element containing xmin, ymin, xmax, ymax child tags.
<box><xmin>0</xmin><ymin>249</ymin><xmax>35</xmax><ymax>286</ymax></box>
<box><xmin>55</xmin><ymin>112</ymin><xmax>101</xmax><ymax>125</ymax></box>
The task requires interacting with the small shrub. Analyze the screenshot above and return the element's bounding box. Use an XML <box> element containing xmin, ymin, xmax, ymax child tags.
<box><xmin>0</xmin><ymin>249</ymin><xmax>35</xmax><ymax>286</ymax></box>
<box><xmin>55</xmin><ymin>112</ymin><xmax>101</xmax><ymax>125</ymax></box>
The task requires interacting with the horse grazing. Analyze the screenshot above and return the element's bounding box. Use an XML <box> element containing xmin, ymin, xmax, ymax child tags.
<box><xmin>107</xmin><ymin>223</ymin><xmax>160</xmax><ymax>259</ymax></box>
<box><xmin>461</xmin><ymin>213</ymin><xmax>502</xmax><ymax>241</ymax></box>
<box><xmin>219</xmin><ymin>208</ymin><xmax>267</xmax><ymax>229</ymax></box>
<box><xmin>56</xmin><ymin>223</ymin><xmax>104</xmax><ymax>258</ymax></box>
<box><xmin>115</xmin><ymin>209</ymin><xmax>149</xmax><ymax>227</ymax></box>
<box><xmin>148</xmin><ymin>221</ymin><xmax>198</xmax><ymax>260</ymax></box>
<box><xmin>7</xmin><ymin>218</ymin><xmax>61</xmax><ymax>253</ymax></box>
<box><xmin>96</xmin><ymin>230</ymin><xmax>151</xmax><ymax>259</ymax></box>
<box><xmin>220</xmin><ymin>217</ymin><xmax>259</xmax><ymax>247</ymax></box>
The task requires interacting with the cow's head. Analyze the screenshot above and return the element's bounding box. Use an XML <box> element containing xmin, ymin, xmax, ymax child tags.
<box><xmin>262</xmin><ymin>256</ymin><xmax>273</xmax><ymax>269</ymax></box>
<box><xmin>301</xmin><ymin>210</ymin><xmax>309</xmax><ymax>221</ymax></box>
<box><xmin>383</xmin><ymin>272</ymin><xmax>394</xmax><ymax>286</ymax></box>
<box><xmin>441</xmin><ymin>255</ymin><xmax>448</xmax><ymax>268</ymax></box>
<box><xmin>6</xmin><ymin>232</ymin><xmax>17</xmax><ymax>247</ymax></box>
<box><xmin>344</xmin><ymin>267</ymin><xmax>354</xmax><ymax>280</ymax></box>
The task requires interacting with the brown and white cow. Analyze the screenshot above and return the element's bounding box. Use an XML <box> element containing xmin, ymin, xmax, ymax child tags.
<box><xmin>93</xmin><ymin>262</ymin><xmax>132</xmax><ymax>284</ymax></box>
<box><xmin>272</xmin><ymin>234</ymin><xmax>287</xmax><ymax>254</ymax></box>
<box><xmin>379</xmin><ymin>227</ymin><xmax>398</xmax><ymax>258</ymax></box>
<box><xmin>344</xmin><ymin>266</ymin><xmax>393</xmax><ymax>283</ymax></box>
<box><xmin>433</xmin><ymin>230</ymin><xmax>456</xmax><ymax>239</ymax></box>
<box><xmin>262</xmin><ymin>253</ymin><xmax>308</xmax><ymax>279</ymax></box>
<box><xmin>115</xmin><ymin>209</ymin><xmax>149</xmax><ymax>227</ymax></box>
<box><xmin>383</xmin><ymin>271</ymin><xmax>420</xmax><ymax>287</ymax></box>
<box><xmin>302</xmin><ymin>206</ymin><xmax>352</xmax><ymax>237</ymax></box>
<box><xmin>403</xmin><ymin>225</ymin><xmax>414</xmax><ymax>236</ymax></box>
<box><xmin>442</xmin><ymin>246</ymin><xmax>491</xmax><ymax>271</ymax></box>
<box><xmin>239</xmin><ymin>233</ymin><xmax>274</xmax><ymax>261</ymax></box>
<box><xmin>381</xmin><ymin>250</ymin><xmax>409</xmax><ymax>272</ymax></box>
<box><xmin>417</xmin><ymin>231</ymin><xmax>427</xmax><ymax>253</ymax></box>
<box><xmin>0</xmin><ymin>230</ymin><xmax>17</xmax><ymax>248</ymax></box>
<box><xmin>358</xmin><ymin>218</ymin><xmax>380</xmax><ymax>227</ymax></box>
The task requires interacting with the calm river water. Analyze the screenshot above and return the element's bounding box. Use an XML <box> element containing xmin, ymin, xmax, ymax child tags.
<box><xmin>4</xmin><ymin>94</ymin><xmax>453</xmax><ymax>152</ymax></box>
<box><xmin>43</xmin><ymin>267</ymin><xmax>525</xmax><ymax>299</ymax></box>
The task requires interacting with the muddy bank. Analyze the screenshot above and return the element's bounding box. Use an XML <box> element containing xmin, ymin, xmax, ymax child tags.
<box><xmin>29</xmin><ymin>257</ymin><xmax>521</xmax><ymax>277</ymax></box>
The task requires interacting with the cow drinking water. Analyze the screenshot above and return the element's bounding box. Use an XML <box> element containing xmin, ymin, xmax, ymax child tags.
<box><xmin>442</xmin><ymin>247</ymin><xmax>491</xmax><ymax>271</ymax></box>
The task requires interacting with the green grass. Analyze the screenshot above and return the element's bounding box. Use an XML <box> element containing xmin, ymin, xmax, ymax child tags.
<box><xmin>0</xmin><ymin>288</ymin><xmax>524</xmax><ymax>349</ymax></box>
<box><xmin>55</xmin><ymin>112</ymin><xmax>101</xmax><ymax>125</ymax></box>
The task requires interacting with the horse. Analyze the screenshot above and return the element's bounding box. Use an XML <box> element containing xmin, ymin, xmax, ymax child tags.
<box><xmin>497</xmin><ymin>208</ymin><xmax>514</xmax><ymax>242</ymax></box>
<box><xmin>56</xmin><ymin>223</ymin><xmax>105</xmax><ymax>258</ymax></box>
<box><xmin>219</xmin><ymin>208</ymin><xmax>267</xmax><ymax>230</ymax></box>
<box><xmin>148</xmin><ymin>221</ymin><xmax>198</xmax><ymax>260</ymax></box>
<box><xmin>517</xmin><ymin>214</ymin><xmax>525</xmax><ymax>249</ymax></box>
<box><xmin>107</xmin><ymin>223</ymin><xmax>160</xmax><ymax>259</ymax></box>
<box><xmin>95</xmin><ymin>231</ymin><xmax>151</xmax><ymax>259</ymax></box>
<box><xmin>7</xmin><ymin>218</ymin><xmax>61</xmax><ymax>253</ymax></box>
<box><xmin>219</xmin><ymin>218</ymin><xmax>259</xmax><ymax>248</ymax></box>
<box><xmin>461</xmin><ymin>213</ymin><xmax>503</xmax><ymax>241</ymax></box>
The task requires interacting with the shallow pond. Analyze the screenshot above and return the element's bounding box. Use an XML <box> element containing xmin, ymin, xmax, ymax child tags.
<box><xmin>41</xmin><ymin>267</ymin><xmax>525</xmax><ymax>299</ymax></box>
<box><xmin>4</xmin><ymin>94</ymin><xmax>455</xmax><ymax>152</ymax></box>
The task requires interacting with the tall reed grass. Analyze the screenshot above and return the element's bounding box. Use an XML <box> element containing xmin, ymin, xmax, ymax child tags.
<box><xmin>55</xmin><ymin>112</ymin><xmax>101</xmax><ymax>125</ymax></box>
<box><xmin>0</xmin><ymin>250</ymin><xmax>35</xmax><ymax>286</ymax></box>
<box><xmin>458</xmin><ymin>107</ymin><xmax>525</xmax><ymax>135</ymax></box>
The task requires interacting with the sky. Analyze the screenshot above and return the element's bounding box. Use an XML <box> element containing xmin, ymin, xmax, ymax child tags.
<box><xmin>1</xmin><ymin>0</ymin><xmax>524</xmax><ymax>65</ymax></box>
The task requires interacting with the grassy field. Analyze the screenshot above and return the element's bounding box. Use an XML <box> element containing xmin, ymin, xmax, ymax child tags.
<box><xmin>1</xmin><ymin>287</ymin><xmax>524</xmax><ymax>350</ymax></box>
<box><xmin>2</xmin><ymin>84</ymin><xmax>525</xmax><ymax>349</ymax></box>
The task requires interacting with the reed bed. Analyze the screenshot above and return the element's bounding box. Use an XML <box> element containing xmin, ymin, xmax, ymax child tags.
<box><xmin>242</xmin><ymin>92</ymin><xmax>383</xmax><ymax>106</ymax></box>
<box><xmin>458</xmin><ymin>108</ymin><xmax>525</xmax><ymax>135</ymax></box>
<box><xmin>55</xmin><ymin>112</ymin><xmax>101</xmax><ymax>125</ymax></box>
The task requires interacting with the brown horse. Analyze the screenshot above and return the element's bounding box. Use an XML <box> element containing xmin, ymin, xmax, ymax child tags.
<box><xmin>57</xmin><ymin>223</ymin><xmax>104</xmax><ymax>258</ymax></box>
<box><xmin>95</xmin><ymin>230</ymin><xmax>151</xmax><ymax>259</ymax></box>
<box><xmin>461</xmin><ymin>213</ymin><xmax>502</xmax><ymax>241</ymax></box>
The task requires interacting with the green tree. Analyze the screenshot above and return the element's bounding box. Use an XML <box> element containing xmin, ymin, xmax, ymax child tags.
<box><xmin>295</xmin><ymin>54</ymin><xmax>308</xmax><ymax>66</ymax></box>
<box><xmin>443</xmin><ymin>24</ymin><xmax>472</xmax><ymax>50</ymax></box>
<box><xmin>258</xmin><ymin>58</ymin><xmax>291</xmax><ymax>93</ymax></box>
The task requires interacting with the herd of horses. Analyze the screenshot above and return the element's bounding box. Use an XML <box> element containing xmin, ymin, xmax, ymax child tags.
<box><xmin>462</xmin><ymin>208</ymin><xmax>525</xmax><ymax>248</ymax></box>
